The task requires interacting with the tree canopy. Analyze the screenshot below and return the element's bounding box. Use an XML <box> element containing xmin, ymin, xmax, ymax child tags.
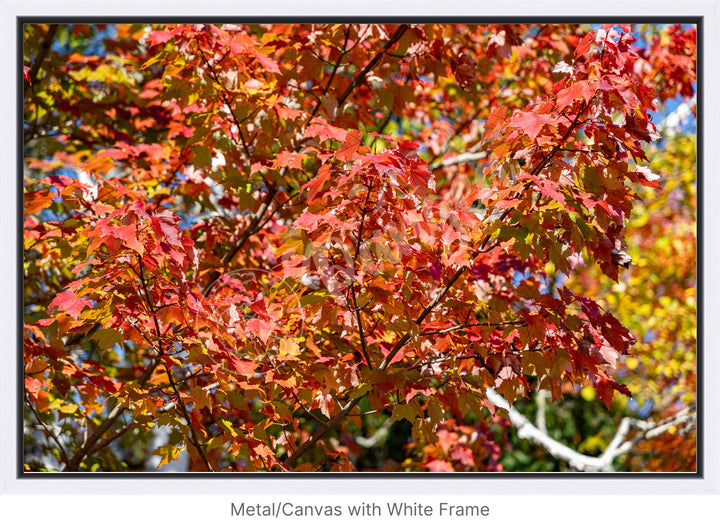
<box><xmin>23</xmin><ymin>22</ymin><xmax>697</xmax><ymax>472</ymax></box>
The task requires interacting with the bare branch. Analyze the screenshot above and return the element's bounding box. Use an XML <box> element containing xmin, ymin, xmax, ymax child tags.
<box><xmin>307</xmin><ymin>25</ymin><xmax>352</xmax><ymax>120</ymax></box>
<box><xmin>535</xmin><ymin>389</ymin><xmax>549</xmax><ymax>435</ymax></box>
<box><xmin>24</xmin><ymin>25</ymin><xmax>58</xmax><ymax>98</ymax></box>
<box><xmin>85</xmin><ymin>421</ymin><xmax>137</xmax><ymax>456</ymax></box>
<box><xmin>486</xmin><ymin>388</ymin><xmax>615</xmax><ymax>471</ymax></box>
<box><xmin>349</xmin><ymin>178</ymin><xmax>376</xmax><ymax>369</ymax></box>
<box><xmin>486</xmin><ymin>388</ymin><xmax>697</xmax><ymax>472</ymax></box>
<box><xmin>24</xmin><ymin>392</ymin><xmax>70</xmax><ymax>466</ymax></box>
<box><xmin>420</xmin><ymin>320</ymin><xmax>525</xmax><ymax>336</ymax></box>
<box><xmin>429</xmin><ymin>150</ymin><xmax>487</xmax><ymax>170</ymax></box>
<box><xmin>427</xmin><ymin>108</ymin><xmax>482</xmax><ymax>166</ymax></box>
<box><xmin>161</xmin><ymin>360</ymin><xmax>214</xmax><ymax>471</ymax></box>
<box><xmin>356</xmin><ymin>418</ymin><xmax>393</xmax><ymax>448</ymax></box>
<box><xmin>283</xmin><ymin>396</ymin><xmax>363</xmax><ymax>469</ymax></box>
<box><xmin>64</xmin><ymin>359</ymin><xmax>159</xmax><ymax>471</ymax></box>
<box><xmin>336</xmin><ymin>24</ymin><xmax>409</xmax><ymax>110</ymax></box>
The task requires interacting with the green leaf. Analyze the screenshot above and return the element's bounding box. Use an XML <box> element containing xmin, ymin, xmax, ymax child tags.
<box><xmin>91</xmin><ymin>328</ymin><xmax>124</xmax><ymax>350</ymax></box>
<box><xmin>390</xmin><ymin>402</ymin><xmax>419</xmax><ymax>423</ymax></box>
<box><xmin>191</xmin><ymin>145</ymin><xmax>212</xmax><ymax>168</ymax></box>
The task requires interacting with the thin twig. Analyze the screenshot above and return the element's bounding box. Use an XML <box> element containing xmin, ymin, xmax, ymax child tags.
<box><xmin>24</xmin><ymin>25</ymin><xmax>58</xmax><ymax>98</ymax></box>
<box><xmin>136</xmin><ymin>256</ymin><xmax>213</xmax><ymax>472</ymax></box>
<box><xmin>197</xmin><ymin>46</ymin><xmax>254</xmax><ymax>160</ymax></box>
<box><xmin>24</xmin><ymin>392</ymin><xmax>70</xmax><ymax>466</ymax></box>
<box><xmin>308</xmin><ymin>25</ymin><xmax>352</xmax><ymax>120</ymax></box>
<box><xmin>429</xmin><ymin>150</ymin><xmax>487</xmax><ymax>170</ymax></box>
<box><xmin>420</xmin><ymin>320</ymin><xmax>526</xmax><ymax>336</ymax></box>
<box><xmin>85</xmin><ymin>421</ymin><xmax>138</xmax><ymax>456</ymax></box>
<box><xmin>162</xmin><ymin>360</ymin><xmax>215</xmax><ymax>471</ymax></box>
<box><xmin>427</xmin><ymin>107</ymin><xmax>483</xmax><ymax>167</ymax></box>
<box><xmin>349</xmin><ymin>177</ymin><xmax>375</xmax><ymax>369</ymax></box>
<box><xmin>335</xmin><ymin>25</ymin><xmax>409</xmax><ymax>110</ymax></box>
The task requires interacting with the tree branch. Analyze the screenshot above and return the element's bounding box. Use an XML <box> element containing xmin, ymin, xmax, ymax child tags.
<box><xmin>65</xmin><ymin>257</ymin><xmax>204</xmax><ymax>472</ymax></box>
<box><xmin>377</xmin><ymin>93</ymin><xmax>597</xmax><ymax>372</ymax></box>
<box><xmin>610</xmin><ymin>407</ymin><xmax>697</xmax><ymax>458</ymax></box>
<box><xmin>486</xmin><ymin>388</ymin><xmax>615</xmax><ymax>471</ymax></box>
<box><xmin>64</xmin><ymin>359</ymin><xmax>158</xmax><ymax>471</ymax></box>
<box><xmin>161</xmin><ymin>360</ymin><xmax>214</xmax><ymax>471</ymax></box>
<box><xmin>136</xmin><ymin>257</ymin><xmax>214</xmax><ymax>472</ymax></box>
<box><xmin>427</xmin><ymin>107</ymin><xmax>483</xmax><ymax>167</ymax></box>
<box><xmin>335</xmin><ymin>24</ymin><xmax>409</xmax><ymax>109</ymax></box>
<box><xmin>349</xmin><ymin>178</ymin><xmax>375</xmax><ymax>369</ymax></box>
<box><xmin>24</xmin><ymin>25</ymin><xmax>58</xmax><ymax>98</ymax></box>
<box><xmin>420</xmin><ymin>320</ymin><xmax>525</xmax><ymax>336</ymax></box>
<box><xmin>530</xmin><ymin>96</ymin><xmax>595</xmax><ymax>176</ymax></box>
<box><xmin>378</xmin><ymin>265</ymin><xmax>468</xmax><ymax>371</ymax></box>
<box><xmin>283</xmin><ymin>396</ymin><xmax>363</xmax><ymax>469</ymax></box>
<box><xmin>24</xmin><ymin>391</ymin><xmax>70</xmax><ymax>466</ymax></box>
<box><xmin>535</xmin><ymin>389</ymin><xmax>549</xmax><ymax>435</ymax></box>
<box><xmin>486</xmin><ymin>388</ymin><xmax>697</xmax><ymax>472</ymax></box>
<box><xmin>84</xmin><ymin>421</ymin><xmax>137</xmax><ymax>456</ymax></box>
<box><xmin>429</xmin><ymin>150</ymin><xmax>487</xmax><ymax>170</ymax></box>
<box><xmin>308</xmin><ymin>25</ymin><xmax>352</xmax><ymax>120</ymax></box>
<box><xmin>201</xmin><ymin>188</ymin><xmax>277</xmax><ymax>297</ymax></box>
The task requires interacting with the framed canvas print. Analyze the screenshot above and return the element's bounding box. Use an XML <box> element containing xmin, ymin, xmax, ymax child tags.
<box><xmin>17</xmin><ymin>15</ymin><xmax>701</xmax><ymax>475</ymax></box>
<box><xmin>3</xmin><ymin>0</ymin><xmax>719</xmax><ymax>528</ymax></box>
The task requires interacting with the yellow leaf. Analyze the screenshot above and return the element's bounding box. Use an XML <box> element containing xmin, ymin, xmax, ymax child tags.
<box><xmin>278</xmin><ymin>338</ymin><xmax>300</xmax><ymax>360</ymax></box>
<box><xmin>580</xmin><ymin>386</ymin><xmax>596</xmax><ymax>401</ymax></box>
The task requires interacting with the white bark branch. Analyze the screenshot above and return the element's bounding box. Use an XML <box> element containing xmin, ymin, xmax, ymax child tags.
<box><xmin>485</xmin><ymin>388</ymin><xmax>696</xmax><ymax>472</ymax></box>
<box><xmin>429</xmin><ymin>151</ymin><xmax>487</xmax><ymax>170</ymax></box>
<box><xmin>535</xmin><ymin>389</ymin><xmax>549</xmax><ymax>435</ymax></box>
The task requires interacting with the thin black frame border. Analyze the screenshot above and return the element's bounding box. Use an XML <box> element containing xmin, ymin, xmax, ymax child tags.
<box><xmin>17</xmin><ymin>15</ymin><xmax>703</xmax><ymax>480</ymax></box>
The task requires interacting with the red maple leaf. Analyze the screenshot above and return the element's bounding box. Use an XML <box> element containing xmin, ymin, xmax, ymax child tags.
<box><xmin>50</xmin><ymin>291</ymin><xmax>92</xmax><ymax>319</ymax></box>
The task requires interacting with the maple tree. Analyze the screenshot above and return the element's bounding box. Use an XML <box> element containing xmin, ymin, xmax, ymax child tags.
<box><xmin>23</xmin><ymin>22</ymin><xmax>696</xmax><ymax>472</ymax></box>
